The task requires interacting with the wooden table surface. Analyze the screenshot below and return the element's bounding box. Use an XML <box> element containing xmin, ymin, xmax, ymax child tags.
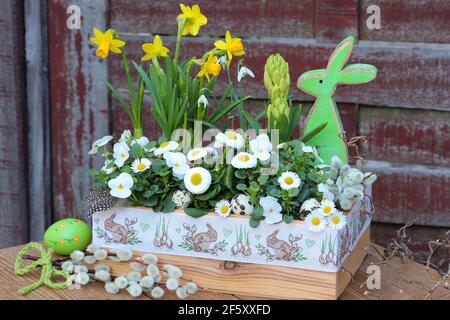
<box><xmin>0</xmin><ymin>243</ymin><xmax>448</xmax><ymax>300</ymax></box>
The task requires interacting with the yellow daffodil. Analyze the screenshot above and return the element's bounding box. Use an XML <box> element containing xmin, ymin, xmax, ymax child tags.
<box><xmin>178</xmin><ymin>4</ymin><xmax>207</xmax><ymax>36</ymax></box>
<box><xmin>90</xmin><ymin>28</ymin><xmax>125</xmax><ymax>59</ymax></box>
<box><xmin>141</xmin><ymin>35</ymin><xmax>169</xmax><ymax>61</ymax></box>
<box><xmin>197</xmin><ymin>54</ymin><xmax>221</xmax><ymax>81</ymax></box>
<box><xmin>214</xmin><ymin>31</ymin><xmax>245</xmax><ymax>65</ymax></box>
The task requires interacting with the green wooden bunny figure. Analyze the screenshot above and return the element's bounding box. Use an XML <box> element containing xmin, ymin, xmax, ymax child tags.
<box><xmin>297</xmin><ymin>36</ymin><xmax>377</xmax><ymax>165</ymax></box>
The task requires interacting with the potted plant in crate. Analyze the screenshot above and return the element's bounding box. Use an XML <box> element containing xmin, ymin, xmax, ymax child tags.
<box><xmin>83</xmin><ymin>3</ymin><xmax>378</xmax><ymax>300</ymax></box>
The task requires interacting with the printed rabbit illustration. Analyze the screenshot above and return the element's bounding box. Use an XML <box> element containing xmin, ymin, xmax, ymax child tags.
<box><xmin>297</xmin><ymin>35</ymin><xmax>377</xmax><ymax>165</ymax></box>
<box><xmin>267</xmin><ymin>230</ymin><xmax>292</xmax><ymax>261</ymax></box>
<box><xmin>104</xmin><ymin>213</ymin><xmax>128</xmax><ymax>244</ymax></box>
<box><xmin>193</xmin><ymin>223</ymin><xmax>217</xmax><ymax>252</ymax></box>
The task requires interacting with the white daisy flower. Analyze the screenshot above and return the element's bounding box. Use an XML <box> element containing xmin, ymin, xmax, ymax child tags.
<box><xmin>101</xmin><ymin>159</ymin><xmax>115</xmax><ymax>175</ymax></box>
<box><xmin>278</xmin><ymin>171</ymin><xmax>301</xmax><ymax>190</ymax></box>
<box><xmin>214</xmin><ymin>130</ymin><xmax>244</xmax><ymax>149</ymax></box>
<box><xmin>108</xmin><ymin>172</ymin><xmax>134</xmax><ymax>198</ymax></box>
<box><xmin>302</xmin><ymin>144</ymin><xmax>323</xmax><ymax>163</ymax></box>
<box><xmin>187</xmin><ymin>148</ymin><xmax>207</xmax><ymax>161</ymax></box>
<box><xmin>231</xmin><ymin>152</ymin><xmax>257</xmax><ymax>169</ymax></box>
<box><xmin>328</xmin><ymin>210</ymin><xmax>346</xmax><ymax>230</ymax></box>
<box><xmin>88</xmin><ymin>135</ymin><xmax>113</xmax><ymax>155</ymax></box>
<box><xmin>305</xmin><ymin>211</ymin><xmax>326</xmax><ymax>233</ymax></box>
<box><xmin>318</xmin><ymin>183</ymin><xmax>335</xmax><ymax>201</ymax></box>
<box><xmin>119</xmin><ymin>129</ymin><xmax>132</xmax><ymax>143</ymax></box>
<box><xmin>197</xmin><ymin>95</ymin><xmax>208</xmax><ymax>108</ymax></box>
<box><xmin>184</xmin><ymin>167</ymin><xmax>212</xmax><ymax>195</ymax></box>
<box><xmin>249</xmin><ymin>133</ymin><xmax>272</xmax><ymax>161</ymax></box>
<box><xmin>113</xmin><ymin>142</ymin><xmax>130</xmax><ymax>167</ymax></box>
<box><xmin>260</xmin><ymin>196</ymin><xmax>283</xmax><ymax>224</ymax></box>
<box><xmin>154</xmin><ymin>141</ymin><xmax>179</xmax><ymax>157</ymax></box>
<box><xmin>318</xmin><ymin>199</ymin><xmax>336</xmax><ymax>216</ymax></box>
<box><xmin>131</xmin><ymin>158</ymin><xmax>152</xmax><ymax>173</ymax></box>
<box><xmin>215</xmin><ymin>200</ymin><xmax>231</xmax><ymax>218</ymax></box>
<box><xmin>165</xmin><ymin>152</ymin><xmax>189</xmax><ymax>178</ymax></box>
<box><xmin>237</xmin><ymin>66</ymin><xmax>255</xmax><ymax>82</ymax></box>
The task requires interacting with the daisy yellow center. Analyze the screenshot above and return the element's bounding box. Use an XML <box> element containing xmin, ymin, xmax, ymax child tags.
<box><xmin>225</xmin><ymin>131</ymin><xmax>237</xmax><ymax>140</ymax></box>
<box><xmin>323</xmin><ymin>205</ymin><xmax>332</xmax><ymax>214</ymax></box>
<box><xmin>238</xmin><ymin>154</ymin><xmax>250</xmax><ymax>162</ymax></box>
<box><xmin>311</xmin><ymin>217</ymin><xmax>321</xmax><ymax>226</ymax></box>
<box><xmin>118</xmin><ymin>184</ymin><xmax>124</xmax><ymax>190</ymax></box>
<box><xmin>284</xmin><ymin>176</ymin><xmax>294</xmax><ymax>185</ymax></box>
<box><xmin>137</xmin><ymin>163</ymin><xmax>146</xmax><ymax>170</ymax></box>
<box><xmin>160</xmin><ymin>141</ymin><xmax>170</xmax><ymax>148</ymax></box>
<box><xmin>220</xmin><ymin>205</ymin><xmax>229</xmax><ymax>214</ymax></box>
<box><xmin>190</xmin><ymin>173</ymin><xmax>203</xmax><ymax>186</ymax></box>
<box><xmin>332</xmin><ymin>216</ymin><xmax>340</xmax><ymax>224</ymax></box>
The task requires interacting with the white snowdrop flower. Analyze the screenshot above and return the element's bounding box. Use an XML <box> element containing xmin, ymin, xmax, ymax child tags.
<box><xmin>74</xmin><ymin>265</ymin><xmax>89</xmax><ymax>274</ymax></box>
<box><xmin>75</xmin><ymin>272</ymin><xmax>90</xmax><ymax>285</ymax></box>
<box><xmin>114</xmin><ymin>276</ymin><xmax>129</xmax><ymax>289</ymax></box>
<box><xmin>237</xmin><ymin>66</ymin><xmax>255</xmax><ymax>82</ymax></box>
<box><xmin>127</xmin><ymin>283</ymin><xmax>143</xmax><ymax>298</ymax></box>
<box><xmin>318</xmin><ymin>183</ymin><xmax>335</xmax><ymax>201</ymax></box>
<box><xmin>214</xmin><ymin>130</ymin><xmax>244</xmax><ymax>149</ymax></box>
<box><xmin>197</xmin><ymin>95</ymin><xmax>208</xmax><ymax>108</ymax></box>
<box><xmin>146</xmin><ymin>264</ymin><xmax>160</xmax><ymax>278</ymax></box>
<box><xmin>112</xmin><ymin>142</ymin><xmax>130</xmax><ymax>167</ymax></box>
<box><xmin>93</xmin><ymin>248</ymin><xmax>108</xmax><ymax>260</ymax></box>
<box><xmin>187</xmin><ymin>148</ymin><xmax>207</xmax><ymax>162</ymax></box>
<box><xmin>165</xmin><ymin>152</ymin><xmax>189</xmax><ymax>178</ymax></box>
<box><xmin>278</xmin><ymin>171</ymin><xmax>301</xmax><ymax>191</ymax></box>
<box><xmin>61</xmin><ymin>261</ymin><xmax>74</xmax><ymax>273</ymax></box>
<box><xmin>86</xmin><ymin>243</ymin><xmax>99</xmax><ymax>254</ymax></box>
<box><xmin>126</xmin><ymin>271</ymin><xmax>142</xmax><ymax>282</ymax></box>
<box><xmin>105</xmin><ymin>282</ymin><xmax>119</xmax><ymax>294</ymax></box>
<box><xmin>231</xmin><ymin>152</ymin><xmax>257</xmax><ymax>169</ymax></box>
<box><xmin>139</xmin><ymin>276</ymin><xmax>154</xmax><ymax>289</ymax></box>
<box><xmin>184</xmin><ymin>167</ymin><xmax>212</xmax><ymax>195</ymax></box>
<box><xmin>176</xmin><ymin>286</ymin><xmax>188</xmax><ymax>299</ymax></box>
<box><xmin>151</xmin><ymin>286</ymin><xmax>165</xmax><ymax>299</ymax></box>
<box><xmin>116</xmin><ymin>248</ymin><xmax>133</xmax><ymax>261</ymax></box>
<box><xmin>184</xmin><ymin>282</ymin><xmax>198</xmax><ymax>294</ymax></box>
<box><xmin>141</xmin><ymin>254</ymin><xmax>158</xmax><ymax>265</ymax></box>
<box><xmin>328</xmin><ymin>210</ymin><xmax>346</xmax><ymax>230</ymax></box>
<box><xmin>131</xmin><ymin>158</ymin><xmax>152</xmax><ymax>173</ymax></box>
<box><xmin>305</xmin><ymin>211</ymin><xmax>326</xmax><ymax>233</ymax></box>
<box><xmin>302</xmin><ymin>144</ymin><xmax>323</xmax><ymax>163</ymax></box>
<box><xmin>214</xmin><ymin>200</ymin><xmax>231</xmax><ymax>218</ymax></box>
<box><xmin>260</xmin><ymin>196</ymin><xmax>283</xmax><ymax>225</ymax></box>
<box><xmin>108</xmin><ymin>172</ymin><xmax>134</xmax><ymax>199</ymax></box>
<box><xmin>249</xmin><ymin>133</ymin><xmax>272</xmax><ymax>161</ymax></box>
<box><xmin>130</xmin><ymin>262</ymin><xmax>146</xmax><ymax>272</ymax></box>
<box><xmin>154</xmin><ymin>141</ymin><xmax>179</xmax><ymax>157</ymax></box>
<box><xmin>166</xmin><ymin>278</ymin><xmax>179</xmax><ymax>291</ymax></box>
<box><xmin>217</xmin><ymin>55</ymin><xmax>227</xmax><ymax>67</ymax></box>
<box><xmin>95</xmin><ymin>270</ymin><xmax>111</xmax><ymax>282</ymax></box>
<box><xmin>119</xmin><ymin>129</ymin><xmax>132</xmax><ymax>143</ymax></box>
<box><xmin>101</xmin><ymin>159</ymin><xmax>115</xmax><ymax>175</ymax></box>
<box><xmin>94</xmin><ymin>264</ymin><xmax>110</xmax><ymax>273</ymax></box>
<box><xmin>89</xmin><ymin>135</ymin><xmax>113</xmax><ymax>155</ymax></box>
<box><xmin>318</xmin><ymin>199</ymin><xmax>336</xmax><ymax>216</ymax></box>
<box><xmin>70</xmin><ymin>250</ymin><xmax>85</xmax><ymax>262</ymax></box>
<box><xmin>131</xmin><ymin>136</ymin><xmax>150</xmax><ymax>148</ymax></box>
<box><xmin>164</xmin><ymin>264</ymin><xmax>183</xmax><ymax>279</ymax></box>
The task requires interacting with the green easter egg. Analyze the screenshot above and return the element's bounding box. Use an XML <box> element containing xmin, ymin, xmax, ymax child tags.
<box><xmin>44</xmin><ymin>218</ymin><xmax>92</xmax><ymax>255</ymax></box>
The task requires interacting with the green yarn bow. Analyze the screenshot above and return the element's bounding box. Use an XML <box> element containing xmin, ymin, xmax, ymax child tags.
<box><xmin>14</xmin><ymin>242</ymin><xmax>71</xmax><ymax>294</ymax></box>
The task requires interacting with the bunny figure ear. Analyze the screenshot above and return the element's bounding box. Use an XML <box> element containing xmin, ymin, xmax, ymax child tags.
<box><xmin>326</xmin><ymin>35</ymin><xmax>356</xmax><ymax>76</ymax></box>
<box><xmin>338</xmin><ymin>63</ymin><xmax>377</xmax><ymax>84</ymax></box>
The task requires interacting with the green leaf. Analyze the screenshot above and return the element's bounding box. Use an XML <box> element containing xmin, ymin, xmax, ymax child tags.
<box><xmin>208</xmin><ymin>96</ymin><xmax>250</xmax><ymax>124</ymax></box>
<box><xmin>234</xmin><ymin>170</ymin><xmax>246</xmax><ymax>179</ymax></box>
<box><xmin>288</xmin><ymin>187</ymin><xmax>300</xmax><ymax>197</ymax></box>
<box><xmin>185</xmin><ymin>207</ymin><xmax>209</xmax><ymax>218</ymax></box>
<box><xmin>300</xmin><ymin>122</ymin><xmax>328</xmax><ymax>143</ymax></box>
<box><xmin>257</xmin><ymin>175</ymin><xmax>269</xmax><ymax>185</ymax></box>
<box><xmin>236</xmin><ymin>183</ymin><xmax>247</xmax><ymax>191</ymax></box>
<box><xmin>141</xmin><ymin>196</ymin><xmax>158</xmax><ymax>207</ymax></box>
<box><xmin>283</xmin><ymin>215</ymin><xmax>294</xmax><ymax>224</ymax></box>
<box><xmin>161</xmin><ymin>193</ymin><xmax>176</xmax><ymax>213</ymax></box>
<box><xmin>287</xmin><ymin>103</ymin><xmax>302</xmax><ymax>138</ymax></box>
<box><xmin>249</xmin><ymin>218</ymin><xmax>261</xmax><ymax>228</ymax></box>
<box><xmin>252</xmin><ymin>207</ymin><xmax>264</xmax><ymax>218</ymax></box>
<box><xmin>242</xmin><ymin>110</ymin><xmax>262</xmax><ymax>131</ymax></box>
<box><xmin>297</xmin><ymin>186</ymin><xmax>312</xmax><ymax>203</ymax></box>
<box><xmin>224</xmin><ymin>166</ymin><xmax>234</xmax><ymax>191</ymax></box>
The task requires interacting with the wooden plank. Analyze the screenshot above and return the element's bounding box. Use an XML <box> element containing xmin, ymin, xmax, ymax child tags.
<box><xmin>359</xmin><ymin>106</ymin><xmax>450</xmax><ymax>167</ymax></box>
<box><xmin>110</xmin><ymin>0</ymin><xmax>315</xmax><ymax>38</ymax></box>
<box><xmin>359</xmin><ymin>0</ymin><xmax>450</xmax><ymax>44</ymax></box>
<box><xmin>0</xmin><ymin>0</ymin><xmax>28</xmax><ymax>248</ymax></box>
<box><xmin>25</xmin><ymin>0</ymin><xmax>51</xmax><ymax>241</ymax></box>
<box><xmin>47</xmin><ymin>0</ymin><xmax>110</xmax><ymax>221</ymax></box>
<box><xmin>367</xmin><ymin>160</ymin><xmax>450</xmax><ymax>228</ymax></box>
<box><xmin>110</xmin><ymin>36</ymin><xmax>450</xmax><ymax>110</ymax></box>
<box><xmin>315</xmin><ymin>0</ymin><xmax>358</xmax><ymax>42</ymax></box>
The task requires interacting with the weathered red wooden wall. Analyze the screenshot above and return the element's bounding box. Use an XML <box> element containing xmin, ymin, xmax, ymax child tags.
<box><xmin>44</xmin><ymin>0</ymin><xmax>449</xmax><ymax>257</ymax></box>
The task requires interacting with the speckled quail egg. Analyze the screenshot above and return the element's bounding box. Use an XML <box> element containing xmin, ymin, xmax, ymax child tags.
<box><xmin>299</xmin><ymin>198</ymin><xmax>320</xmax><ymax>219</ymax></box>
<box><xmin>231</xmin><ymin>194</ymin><xmax>254</xmax><ymax>215</ymax></box>
<box><xmin>172</xmin><ymin>190</ymin><xmax>192</xmax><ymax>209</ymax></box>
